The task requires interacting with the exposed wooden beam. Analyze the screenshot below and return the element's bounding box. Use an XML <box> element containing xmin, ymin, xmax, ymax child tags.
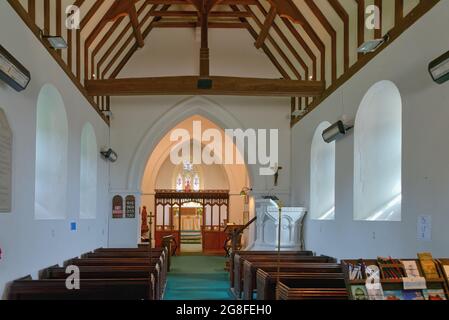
<box><xmin>356</xmin><ymin>0</ymin><xmax>365</xmax><ymax>59</ymax></box>
<box><xmin>85</xmin><ymin>76</ymin><xmax>325</xmax><ymax>97</ymax></box>
<box><xmin>248</xmin><ymin>5</ymin><xmax>301</xmax><ymax>79</ymax></box>
<box><xmin>231</xmin><ymin>4</ymin><xmax>289</xmax><ymax>79</ymax></box>
<box><xmin>68</xmin><ymin>0</ymin><xmax>85</xmax><ymax>74</ymax></box>
<box><xmin>43</xmin><ymin>0</ymin><xmax>50</xmax><ymax>34</ymax></box>
<box><xmin>108</xmin><ymin>5</ymin><xmax>171</xmax><ymax>79</ymax></box>
<box><xmin>395</xmin><ymin>0</ymin><xmax>404</xmax><ymax>26</ymax></box>
<box><xmin>255</xmin><ymin>1</ymin><xmax>308</xmax><ymax>80</ymax></box>
<box><xmin>97</xmin><ymin>3</ymin><xmax>154</xmax><ymax>79</ymax></box>
<box><xmin>305</xmin><ymin>0</ymin><xmax>336</xmax><ymax>83</ymax></box>
<box><xmin>145</xmin><ymin>0</ymin><xmax>257</xmax><ymax>4</ymax></box>
<box><xmin>28</xmin><ymin>0</ymin><xmax>35</xmax><ymax>23</ymax></box>
<box><xmin>267</xmin><ymin>0</ymin><xmax>301</xmax><ymax>24</ymax></box>
<box><xmin>147</xmin><ymin>10</ymin><xmax>252</xmax><ymax>17</ymax></box>
<box><xmin>254</xmin><ymin>5</ymin><xmax>277</xmax><ymax>49</ymax></box>
<box><xmin>77</xmin><ymin>0</ymin><xmax>103</xmax><ymax>81</ymax></box>
<box><xmin>6</xmin><ymin>0</ymin><xmax>109</xmax><ymax>125</ymax></box>
<box><xmin>152</xmin><ymin>21</ymin><xmax>249</xmax><ymax>28</ymax></box>
<box><xmin>199</xmin><ymin>4</ymin><xmax>210</xmax><ymax>77</ymax></box>
<box><xmin>128</xmin><ymin>1</ymin><xmax>145</xmax><ymax>47</ymax></box>
<box><xmin>56</xmin><ymin>0</ymin><xmax>62</xmax><ymax>57</ymax></box>
<box><xmin>374</xmin><ymin>0</ymin><xmax>383</xmax><ymax>38</ymax></box>
<box><xmin>280</xmin><ymin>13</ymin><xmax>316</xmax><ymax>80</ymax></box>
<box><xmin>328</xmin><ymin>0</ymin><xmax>349</xmax><ymax>72</ymax></box>
<box><xmin>291</xmin><ymin>0</ymin><xmax>440</xmax><ymax>126</ymax></box>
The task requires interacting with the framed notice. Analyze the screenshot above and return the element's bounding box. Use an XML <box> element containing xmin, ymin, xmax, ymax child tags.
<box><xmin>0</xmin><ymin>108</ymin><xmax>12</xmax><ymax>213</ymax></box>
<box><xmin>125</xmin><ymin>195</ymin><xmax>136</xmax><ymax>218</ymax></box>
<box><xmin>112</xmin><ymin>195</ymin><xmax>123</xmax><ymax>219</ymax></box>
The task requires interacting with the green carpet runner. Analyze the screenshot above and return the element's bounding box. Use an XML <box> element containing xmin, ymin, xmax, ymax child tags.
<box><xmin>164</xmin><ymin>256</ymin><xmax>233</xmax><ymax>300</ymax></box>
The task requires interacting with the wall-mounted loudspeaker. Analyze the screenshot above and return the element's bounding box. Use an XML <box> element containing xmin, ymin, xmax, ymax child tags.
<box><xmin>429</xmin><ymin>50</ymin><xmax>449</xmax><ymax>84</ymax></box>
<box><xmin>0</xmin><ymin>45</ymin><xmax>31</xmax><ymax>92</ymax></box>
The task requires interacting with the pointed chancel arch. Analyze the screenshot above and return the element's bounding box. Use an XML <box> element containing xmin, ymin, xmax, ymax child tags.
<box><xmin>354</xmin><ymin>80</ymin><xmax>402</xmax><ymax>221</ymax></box>
<box><xmin>80</xmin><ymin>122</ymin><xmax>98</xmax><ymax>219</ymax></box>
<box><xmin>127</xmin><ymin>96</ymin><xmax>255</xmax><ymax>192</ymax></box>
<box><xmin>35</xmin><ymin>84</ymin><xmax>68</xmax><ymax>220</ymax></box>
<box><xmin>310</xmin><ymin>121</ymin><xmax>335</xmax><ymax>221</ymax></box>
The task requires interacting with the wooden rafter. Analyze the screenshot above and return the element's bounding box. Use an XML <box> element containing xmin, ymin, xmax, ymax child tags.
<box><xmin>145</xmin><ymin>0</ymin><xmax>257</xmax><ymax>3</ymax></box>
<box><xmin>254</xmin><ymin>5</ymin><xmax>277</xmax><ymax>49</ymax></box>
<box><xmin>267</xmin><ymin>0</ymin><xmax>301</xmax><ymax>24</ymax></box>
<box><xmin>96</xmin><ymin>3</ymin><xmax>155</xmax><ymax>80</ymax></box>
<box><xmin>230</xmin><ymin>4</ymin><xmax>289</xmax><ymax>79</ymax></box>
<box><xmin>7</xmin><ymin>0</ymin><xmax>440</xmax><ymax>127</ymax></box>
<box><xmin>102</xmin><ymin>4</ymin><xmax>163</xmax><ymax>79</ymax></box>
<box><xmin>305</xmin><ymin>0</ymin><xmax>337</xmax><ymax>83</ymax></box>
<box><xmin>77</xmin><ymin>0</ymin><xmax>103</xmax><ymax>81</ymax></box>
<box><xmin>281</xmin><ymin>9</ymin><xmax>325</xmax><ymax>83</ymax></box>
<box><xmin>248</xmin><ymin>5</ymin><xmax>301</xmax><ymax>79</ymax></box>
<box><xmin>356</xmin><ymin>0</ymin><xmax>365</xmax><ymax>59</ymax></box>
<box><xmin>109</xmin><ymin>5</ymin><xmax>171</xmax><ymax>79</ymax></box>
<box><xmin>374</xmin><ymin>0</ymin><xmax>383</xmax><ymax>39</ymax></box>
<box><xmin>291</xmin><ymin>0</ymin><xmax>440</xmax><ymax>126</ymax></box>
<box><xmin>255</xmin><ymin>1</ymin><xmax>308</xmax><ymax>80</ymax></box>
<box><xmin>328</xmin><ymin>0</ymin><xmax>349</xmax><ymax>72</ymax></box>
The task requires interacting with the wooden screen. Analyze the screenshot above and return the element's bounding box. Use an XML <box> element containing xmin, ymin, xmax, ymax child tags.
<box><xmin>154</xmin><ymin>190</ymin><xmax>229</xmax><ymax>253</ymax></box>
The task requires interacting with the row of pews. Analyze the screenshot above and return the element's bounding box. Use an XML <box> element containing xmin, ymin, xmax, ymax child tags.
<box><xmin>231</xmin><ymin>250</ymin><xmax>349</xmax><ymax>300</ymax></box>
<box><xmin>6</xmin><ymin>246</ymin><xmax>168</xmax><ymax>300</ymax></box>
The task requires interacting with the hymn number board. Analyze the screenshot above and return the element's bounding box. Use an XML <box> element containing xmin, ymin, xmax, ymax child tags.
<box><xmin>0</xmin><ymin>108</ymin><xmax>12</xmax><ymax>213</ymax></box>
<box><xmin>125</xmin><ymin>195</ymin><xmax>136</xmax><ymax>218</ymax></box>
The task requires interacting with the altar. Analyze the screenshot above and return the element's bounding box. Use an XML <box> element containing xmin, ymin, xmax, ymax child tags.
<box><xmin>250</xmin><ymin>199</ymin><xmax>307</xmax><ymax>251</ymax></box>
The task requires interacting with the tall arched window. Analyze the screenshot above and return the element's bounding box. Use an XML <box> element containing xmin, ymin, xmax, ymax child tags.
<box><xmin>35</xmin><ymin>84</ymin><xmax>68</xmax><ymax>220</ymax></box>
<box><xmin>310</xmin><ymin>122</ymin><xmax>335</xmax><ymax>220</ymax></box>
<box><xmin>354</xmin><ymin>80</ymin><xmax>402</xmax><ymax>221</ymax></box>
<box><xmin>80</xmin><ymin>123</ymin><xmax>97</xmax><ymax>219</ymax></box>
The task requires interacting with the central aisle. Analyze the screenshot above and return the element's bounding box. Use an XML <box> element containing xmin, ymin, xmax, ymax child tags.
<box><xmin>163</xmin><ymin>255</ymin><xmax>233</xmax><ymax>300</ymax></box>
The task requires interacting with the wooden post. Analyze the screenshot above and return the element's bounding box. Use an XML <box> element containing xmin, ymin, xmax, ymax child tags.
<box><xmin>199</xmin><ymin>8</ymin><xmax>209</xmax><ymax>77</ymax></box>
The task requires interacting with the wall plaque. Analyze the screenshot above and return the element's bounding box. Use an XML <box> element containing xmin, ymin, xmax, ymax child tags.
<box><xmin>0</xmin><ymin>108</ymin><xmax>12</xmax><ymax>213</ymax></box>
<box><xmin>112</xmin><ymin>195</ymin><xmax>123</xmax><ymax>219</ymax></box>
<box><xmin>125</xmin><ymin>195</ymin><xmax>136</xmax><ymax>219</ymax></box>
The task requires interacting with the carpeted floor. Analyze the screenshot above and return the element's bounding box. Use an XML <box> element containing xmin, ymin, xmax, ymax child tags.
<box><xmin>163</xmin><ymin>255</ymin><xmax>233</xmax><ymax>300</ymax></box>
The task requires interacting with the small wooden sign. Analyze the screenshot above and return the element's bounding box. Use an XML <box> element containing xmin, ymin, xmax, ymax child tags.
<box><xmin>112</xmin><ymin>195</ymin><xmax>123</xmax><ymax>219</ymax></box>
<box><xmin>125</xmin><ymin>195</ymin><xmax>136</xmax><ymax>218</ymax></box>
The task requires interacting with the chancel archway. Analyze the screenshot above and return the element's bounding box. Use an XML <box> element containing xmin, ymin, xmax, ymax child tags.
<box><xmin>140</xmin><ymin>115</ymin><xmax>251</xmax><ymax>254</ymax></box>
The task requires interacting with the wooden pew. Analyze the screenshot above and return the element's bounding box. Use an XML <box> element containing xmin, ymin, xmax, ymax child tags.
<box><xmin>95</xmin><ymin>247</ymin><xmax>164</xmax><ymax>252</ymax></box>
<box><xmin>233</xmin><ymin>255</ymin><xmax>334</xmax><ymax>298</ymax></box>
<box><xmin>255</xmin><ymin>266</ymin><xmax>343</xmax><ymax>300</ymax></box>
<box><xmin>230</xmin><ymin>251</ymin><xmax>313</xmax><ymax>289</ymax></box>
<box><xmin>243</xmin><ymin>261</ymin><xmax>342</xmax><ymax>300</ymax></box>
<box><xmin>276</xmin><ymin>277</ymin><xmax>348</xmax><ymax>300</ymax></box>
<box><xmin>65</xmin><ymin>257</ymin><xmax>166</xmax><ymax>299</ymax></box>
<box><xmin>81</xmin><ymin>251</ymin><xmax>168</xmax><ymax>293</ymax></box>
<box><xmin>7</xmin><ymin>277</ymin><xmax>154</xmax><ymax>300</ymax></box>
<box><xmin>40</xmin><ymin>265</ymin><xmax>158</xmax><ymax>300</ymax></box>
<box><xmin>242</xmin><ymin>257</ymin><xmax>342</xmax><ymax>300</ymax></box>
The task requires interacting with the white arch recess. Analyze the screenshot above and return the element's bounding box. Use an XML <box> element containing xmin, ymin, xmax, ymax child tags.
<box><xmin>354</xmin><ymin>80</ymin><xmax>402</xmax><ymax>222</ymax></box>
<box><xmin>310</xmin><ymin>121</ymin><xmax>335</xmax><ymax>221</ymax></box>
<box><xmin>80</xmin><ymin>122</ymin><xmax>98</xmax><ymax>219</ymax></box>
<box><xmin>128</xmin><ymin>96</ymin><xmax>255</xmax><ymax>192</ymax></box>
<box><xmin>35</xmin><ymin>84</ymin><xmax>68</xmax><ymax>220</ymax></box>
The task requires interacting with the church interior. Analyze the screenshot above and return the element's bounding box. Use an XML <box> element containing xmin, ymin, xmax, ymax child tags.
<box><xmin>0</xmin><ymin>0</ymin><xmax>449</xmax><ymax>302</ymax></box>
